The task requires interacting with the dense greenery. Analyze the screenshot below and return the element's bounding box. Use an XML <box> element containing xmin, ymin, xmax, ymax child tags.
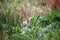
<box><xmin>20</xmin><ymin>10</ymin><xmax>60</xmax><ymax>40</ymax></box>
<box><xmin>0</xmin><ymin>0</ymin><xmax>60</xmax><ymax>40</ymax></box>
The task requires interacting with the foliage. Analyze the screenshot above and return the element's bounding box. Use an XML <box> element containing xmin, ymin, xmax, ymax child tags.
<box><xmin>20</xmin><ymin>9</ymin><xmax>60</xmax><ymax>40</ymax></box>
<box><xmin>0</xmin><ymin>0</ymin><xmax>60</xmax><ymax>40</ymax></box>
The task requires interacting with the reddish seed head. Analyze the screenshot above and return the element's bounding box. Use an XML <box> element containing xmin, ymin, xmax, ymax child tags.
<box><xmin>47</xmin><ymin>0</ymin><xmax>60</xmax><ymax>9</ymax></box>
